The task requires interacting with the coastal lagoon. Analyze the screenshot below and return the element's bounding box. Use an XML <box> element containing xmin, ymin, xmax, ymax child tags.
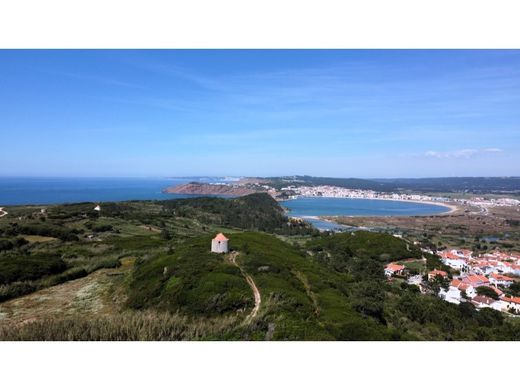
<box><xmin>281</xmin><ymin>197</ymin><xmax>451</xmax><ymax>218</ymax></box>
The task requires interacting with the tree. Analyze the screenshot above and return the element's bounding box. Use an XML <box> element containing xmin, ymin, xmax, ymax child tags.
<box><xmin>351</xmin><ymin>281</ymin><xmax>386</xmax><ymax>324</ymax></box>
<box><xmin>476</xmin><ymin>308</ymin><xmax>503</xmax><ymax>327</ymax></box>
<box><xmin>428</xmin><ymin>275</ymin><xmax>449</xmax><ymax>295</ymax></box>
<box><xmin>458</xmin><ymin>301</ymin><xmax>475</xmax><ymax>318</ymax></box>
<box><xmin>476</xmin><ymin>286</ymin><xmax>499</xmax><ymax>300</ymax></box>
<box><xmin>508</xmin><ymin>282</ymin><xmax>520</xmax><ymax>295</ymax></box>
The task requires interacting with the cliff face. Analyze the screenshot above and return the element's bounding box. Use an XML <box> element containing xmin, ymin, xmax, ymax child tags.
<box><xmin>163</xmin><ymin>182</ymin><xmax>259</xmax><ymax>196</ymax></box>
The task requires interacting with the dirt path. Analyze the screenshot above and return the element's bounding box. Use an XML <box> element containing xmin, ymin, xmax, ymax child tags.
<box><xmin>0</xmin><ymin>261</ymin><xmax>133</xmax><ymax>327</ymax></box>
<box><xmin>228</xmin><ymin>251</ymin><xmax>261</xmax><ymax>322</ymax></box>
<box><xmin>0</xmin><ymin>207</ymin><xmax>7</xmax><ymax>218</ymax></box>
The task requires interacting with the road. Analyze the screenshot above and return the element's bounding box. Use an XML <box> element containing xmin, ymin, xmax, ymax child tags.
<box><xmin>228</xmin><ymin>251</ymin><xmax>261</xmax><ymax>322</ymax></box>
<box><xmin>0</xmin><ymin>207</ymin><xmax>7</xmax><ymax>218</ymax></box>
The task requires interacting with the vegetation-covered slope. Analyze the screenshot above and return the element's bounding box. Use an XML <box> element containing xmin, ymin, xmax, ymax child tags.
<box><xmin>2</xmin><ymin>195</ymin><xmax>520</xmax><ymax>341</ymax></box>
<box><xmin>0</xmin><ymin>253</ymin><xmax>66</xmax><ymax>285</ymax></box>
<box><xmin>126</xmin><ymin>235</ymin><xmax>252</xmax><ymax>316</ymax></box>
<box><xmin>127</xmin><ymin>232</ymin><xmax>392</xmax><ymax>340</ymax></box>
<box><xmin>306</xmin><ymin>230</ymin><xmax>422</xmax><ymax>272</ymax></box>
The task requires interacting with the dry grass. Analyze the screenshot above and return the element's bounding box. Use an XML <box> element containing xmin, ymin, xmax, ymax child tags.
<box><xmin>20</xmin><ymin>235</ymin><xmax>57</xmax><ymax>243</ymax></box>
<box><xmin>0</xmin><ymin>311</ymin><xmax>241</xmax><ymax>341</ymax></box>
<box><xmin>333</xmin><ymin>205</ymin><xmax>520</xmax><ymax>236</ymax></box>
<box><xmin>0</xmin><ymin>265</ymin><xmax>129</xmax><ymax>326</ymax></box>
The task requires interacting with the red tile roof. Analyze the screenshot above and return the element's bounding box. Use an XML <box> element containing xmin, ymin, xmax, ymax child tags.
<box><xmin>501</xmin><ymin>296</ymin><xmax>520</xmax><ymax>305</ymax></box>
<box><xmin>490</xmin><ymin>273</ymin><xmax>514</xmax><ymax>282</ymax></box>
<box><xmin>472</xmin><ymin>295</ymin><xmax>495</xmax><ymax>305</ymax></box>
<box><xmin>428</xmin><ymin>269</ymin><xmax>448</xmax><ymax>278</ymax></box>
<box><xmin>385</xmin><ymin>263</ymin><xmax>405</xmax><ymax>272</ymax></box>
<box><xmin>462</xmin><ymin>274</ymin><xmax>489</xmax><ymax>286</ymax></box>
<box><xmin>451</xmin><ymin>279</ymin><xmax>471</xmax><ymax>291</ymax></box>
<box><xmin>441</xmin><ymin>252</ymin><xmax>460</xmax><ymax>260</ymax></box>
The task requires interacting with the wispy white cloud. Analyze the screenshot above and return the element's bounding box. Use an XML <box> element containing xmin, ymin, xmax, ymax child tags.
<box><xmin>26</xmin><ymin>65</ymin><xmax>147</xmax><ymax>90</ymax></box>
<box><xmin>425</xmin><ymin>148</ymin><xmax>503</xmax><ymax>159</ymax></box>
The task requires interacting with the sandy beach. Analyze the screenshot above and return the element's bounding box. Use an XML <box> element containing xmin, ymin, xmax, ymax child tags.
<box><xmin>378</xmin><ymin>198</ymin><xmax>459</xmax><ymax>215</ymax></box>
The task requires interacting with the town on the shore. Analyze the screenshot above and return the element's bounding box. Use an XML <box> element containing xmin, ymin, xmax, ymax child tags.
<box><xmin>167</xmin><ymin>180</ymin><xmax>520</xmax><ymax>211</ymax></box>
<box><xmin>277</xmin><ymin>184</ymin><xmax>520</xmax><ymax>209</ymax></box>
<box><xmin>385</xmin><ymin>248</ymin><xmax>520</xmax><ymax>315</ymax></box>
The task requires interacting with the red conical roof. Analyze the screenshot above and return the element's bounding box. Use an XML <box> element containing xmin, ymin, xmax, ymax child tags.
<box><xmin>214</xmin><ymin>233</ymin><xmax>229</xmax><ymax>241</ymax></box>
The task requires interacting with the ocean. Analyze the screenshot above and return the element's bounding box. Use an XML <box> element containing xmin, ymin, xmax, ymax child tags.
<box><xmin>0</xmin><ymin>177</ymin><xmax>202</xmax><ymax>205</ymax></box>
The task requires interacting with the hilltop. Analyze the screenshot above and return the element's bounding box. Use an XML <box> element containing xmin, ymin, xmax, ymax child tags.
<box><xmin>164</xmin><ymin>182</ymin><xmax>259</xmax><ymax>196</ymax></box>
<box><xmin>267</xmin><ymin>175</ymin><xmax>520</xmax><ymax>194</ymax></box>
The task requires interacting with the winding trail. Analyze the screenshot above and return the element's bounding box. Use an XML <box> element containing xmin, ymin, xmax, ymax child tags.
<box><xmin>227</xmin><ymin>251</ymin><xmax>261</xmax><ymax>322</ymax></box>
<box><xmin>0</xmin><ymin>207</ymin><xmax>7</xmax><ymax>218</ymax></box>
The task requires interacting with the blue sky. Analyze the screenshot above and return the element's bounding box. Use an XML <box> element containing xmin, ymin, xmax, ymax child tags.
<box><xmin>0</xmin><ymin>50</ymin><xmax>519</xmax><ymax>178</ymax></box>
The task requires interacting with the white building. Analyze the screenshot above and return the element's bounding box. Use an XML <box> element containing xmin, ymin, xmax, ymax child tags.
<box><xmin>211</xmin><ymin>233</ymin><xmax>229</xmax><ymax>253</ymax></box>
<box><xmin>444</xmin><ymin>258</ymin><xmax>468</xmax><ymax>270</ymax></box>
<box><xmin>511</xmin><ymin>265</ymin><xmax>520</xmax><ymax>276</ymax></box>
<box><xmin>441</xmin><ymin>279</ymin><xmax>476</xmax><ymax>304</ymax></box>
<box><xmin>500</xmin><ymin>296</ymin><xmax>520</xmax><ymax>314</ymax></box>
<box><xmin>439</xmin><ymin>251</ymin><xmax>468</xmax><ymax>270</ymax></box>
<box><xmin>489</xmin><ymin>273</ymin><xmax>514</xmax><ymax>288</ymax></box>
<box><xmin>384</xmin><ymin>263</ymin><xmax>405</xmax><ymax>277</ymax></box>
<box><xmin>472</xmin><ymin>295</ymin><xmax>501</xmax><ymax>310</ymax></box>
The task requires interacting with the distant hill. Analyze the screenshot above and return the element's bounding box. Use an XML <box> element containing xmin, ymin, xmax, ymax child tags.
<box><xmin>266</xmin><ymin>175</ymin><xmax>396</xmax><ymax>191</ymax></box>
<box><xmin>374</xmin><ymin>177</ymin><xmax>520</xmax><ymax>194</ymax></box>
<box><xmin>159</xmin><ymin>193</ymin><xmax>308</xmax><ymax>234</ymax></box>
<box><xmin>95</xmin><ymin>193</ymin><xmax>313</xmax><ymax>235</ymax></box>
<box><xmin>265</xmin><ymin>175</ymin><xmax>520</xmax><ymax>194</ymax></box>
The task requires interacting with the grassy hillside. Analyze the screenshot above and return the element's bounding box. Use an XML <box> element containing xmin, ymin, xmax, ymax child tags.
<box><xmin>228</xmin><ymin>232</ymin><xmax>391</xmax><ymax>340</ymax></box>
<box><xmin>0</xmin><ymin>194</ymin><xmax>313</xmax><ymax>302</ymax></box>
<box><xmin>126</xmin><ymin>235</ymin><xmax>252</xmax><ymax>316</ymax></box>
<box><xmin>127</xmin><ymin>232</ymin><xmax>392</xmax><ymax>340</ymax></box>
<box><xmin>2</xmin><ymin>196</ymin><xmax>520</xmax><ymax>340</ymax></box>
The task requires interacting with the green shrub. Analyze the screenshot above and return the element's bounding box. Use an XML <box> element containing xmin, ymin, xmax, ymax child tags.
<box><xmin>476</xmin><ymin>286</ymin><xmax>500</xmax><ymax>300</ymax></box>
<box><xmin>92</xmin><ymin>224</ymin><xmax>113</xmax><ymax>233</ymax></box>
<box><xmin>0</xmin><ymin>254</ymin><xmax>67</xmax><ymax>284</ymax></box>
<box><xmin>42</xmin><ymin>267</ymin><xmax>88</xmax><ymax>287</ymax></box>
<box><xmin>85</xmin><ymin>258</ymin><xmax>121</xmax><ymax>273</ymax></box>
<box><xmin>0</xmin><ymin>280</ymin><xmax>38</xmax><ymax>302</ymax></box>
